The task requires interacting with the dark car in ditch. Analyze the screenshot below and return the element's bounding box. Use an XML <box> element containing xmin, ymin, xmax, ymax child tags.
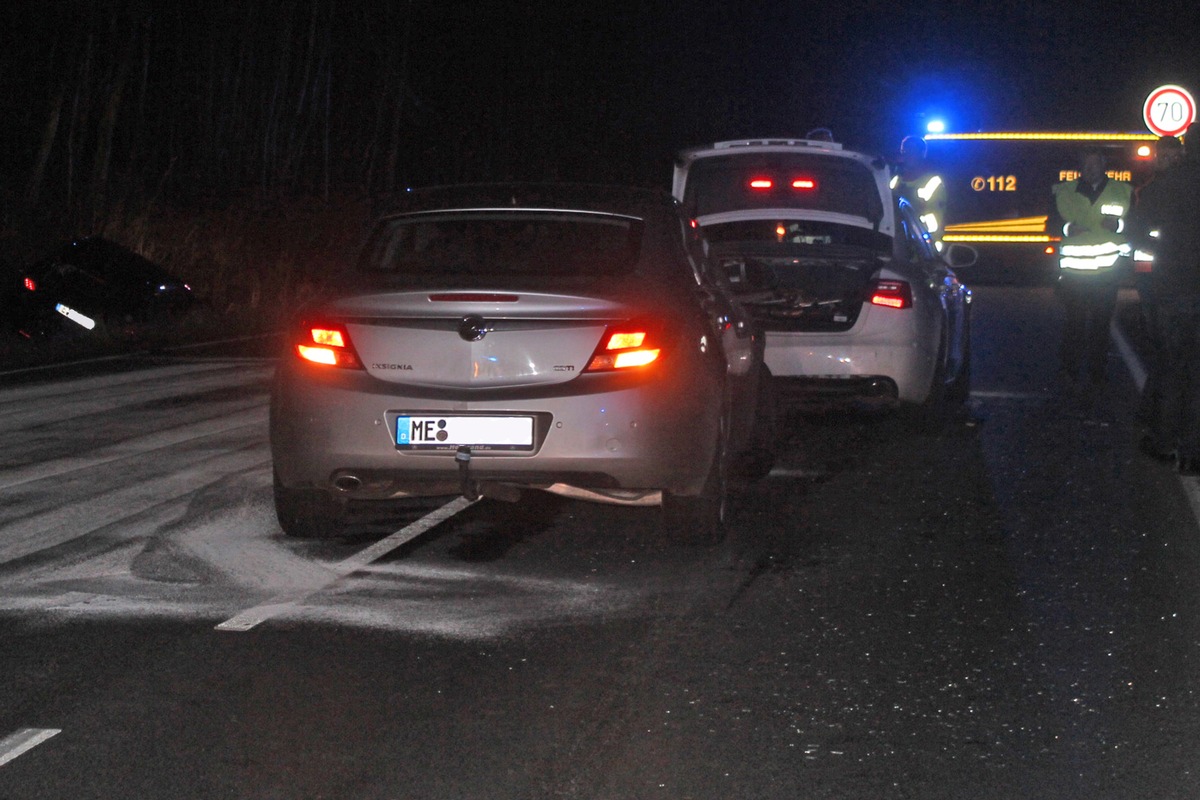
<box><xmin>11</xmin><ymin>236</ymin><xmax>194</xmax><ymax>341</ymax></box>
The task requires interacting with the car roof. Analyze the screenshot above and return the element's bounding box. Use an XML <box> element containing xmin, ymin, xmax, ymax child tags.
<box><xmin>678</xmin><ymin>137</ymin><xmax>846</xmax><ymax>157</ymax></box>
<box><xmin>378</xmin><ymin>183</ymin><xmax>682</xmax><ymax>221</ymax></box>
<box><xmin>672</xmin><ymin>139</ymin><xmax>888</xmax><ymax>199</ymax></box>
<box><xmin>671</xmin><ymin>139</ymin><xmax>895</xmax><ymax>236</ymax></box>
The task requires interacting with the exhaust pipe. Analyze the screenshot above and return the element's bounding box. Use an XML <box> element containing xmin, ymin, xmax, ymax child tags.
<box><xmin>332</xmin><ymin>474</ymin><xmax>363</xmax><ymax>492</ymax></box>
<box><xmin>866</xmin><ymin>378</ymin><xmax>897</xmax><ymax>398</ymax></box>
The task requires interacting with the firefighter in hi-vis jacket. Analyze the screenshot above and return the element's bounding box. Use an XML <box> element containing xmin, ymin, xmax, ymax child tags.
<box><xmin>891</xmin><ymin>135</ymin><xmax>948</xmax><ymax>252</ymax></box>
<box><xmin>1050</xmin><ymin>147</ymin><xmax>1133</xmax><ymax>390</ymax></box>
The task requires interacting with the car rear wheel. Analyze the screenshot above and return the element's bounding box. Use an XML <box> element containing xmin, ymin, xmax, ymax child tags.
<box><xmin>662</xmin><ymin>422</ymin><xmax>729</xmax><ymax>546</ymax></box>
<box><xmin>734</xmin><ymin>367</ymin><xmax>778</xmax><ymax>483</ymax></box>
<box><xmin>945</xmin><ymin>318</ymin><xmax>972</xmax><ymax>405</ymax></box>
<box><xmin>921</xmin><ymin>325</ymin><xmax>951</xmax><ymax>413</ymax></box>
<box><xmin>273</xmin><ymin>470</ymin><xmax>344</xmax><ymax>538</ymax></box>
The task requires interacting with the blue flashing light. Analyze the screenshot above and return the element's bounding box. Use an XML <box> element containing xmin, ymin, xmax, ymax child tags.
<box><xmin>926</xmin><ymin>119</ymin><xmax>946</xmax><ymax>134</ymax></box>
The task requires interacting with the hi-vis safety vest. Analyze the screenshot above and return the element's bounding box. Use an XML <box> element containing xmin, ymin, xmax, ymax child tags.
<box><xmin>1052</xmin><ymin>177</ymin><xmax>1133</xmax><ymax>272</ymax></box>
<box><xmin>891</xmin><ymin>171</ymin><xmax>948</xmax><ymax>250</ymax></box>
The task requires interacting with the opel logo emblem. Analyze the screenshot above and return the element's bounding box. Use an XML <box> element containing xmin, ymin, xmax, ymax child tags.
<box><xmin>458</xmin><ymin>315</ymin><xmax>487</xmax><ymax>342</ymax></box>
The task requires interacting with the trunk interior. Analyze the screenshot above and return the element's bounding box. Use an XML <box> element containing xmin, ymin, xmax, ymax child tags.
<box><xmin>714</xmin><ymin>245</ymin><xmax>879</xmax><ymax>332</ymax></box>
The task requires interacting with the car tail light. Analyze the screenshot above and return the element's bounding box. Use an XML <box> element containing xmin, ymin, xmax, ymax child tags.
<box><xmin>295</xmin><ymin>322</ymin><xmax>362</xmax><ymax>369</ymax></box>
<box><xmin>23</xmin><ymin>277</ymin><xmax>36</xmax><ymax>291</ymax></box>
<box><xmin>868</xmin><ymin>280</ymin><xmax>913</xmax><ymax>310</ymax></box>
<box><xmin>791</xmin><ymin>178</ymin><xmax>816</xmax><ymax>190</ymax></box>
<box><xmin>749</xmin><ymin>177</ymin><xmax>773</xmax><ymax>190</ymax></box>
<box><xmin>428</xmin><ymin>293</ymin><xmax>519</xmax><ymax>303</ymax></box>
<box><xmin>584</xmin><ymin>324</ymin><xmax>662</xmax><ymax>372</ymax></box>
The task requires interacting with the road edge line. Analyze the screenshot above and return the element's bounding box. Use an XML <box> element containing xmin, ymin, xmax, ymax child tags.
<box><xmin>1112</xmin><ymin>314</ymin><xmax>1200</xmax><ymax>528</ymax></box>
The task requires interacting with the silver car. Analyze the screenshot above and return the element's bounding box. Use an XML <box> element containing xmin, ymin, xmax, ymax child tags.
<box><xmin>270</xmin><ymin>185</ymin><xmax>772</xmax><ymax>544</ymax></box>
<box><xmin>673</xmin><ymin>139</ymin><xmax>975</xmax><ymax>408</ymax></box>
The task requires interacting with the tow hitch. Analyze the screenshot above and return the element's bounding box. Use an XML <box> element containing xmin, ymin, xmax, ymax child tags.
<box><xmin>455</xmin><ymin>446</ymin><xmax>522</xmax><ymax>503</ymax></box>
<box><xmin>456</xmin><ymin>446</ymin><xmax>481</xmax><ymax>501</ymax></box>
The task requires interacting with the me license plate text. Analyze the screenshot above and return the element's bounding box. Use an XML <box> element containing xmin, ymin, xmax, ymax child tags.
<box><xmin>395</xmin><ymin>415</ymin><xmax>534</xmax><ymax>451</ymax></box>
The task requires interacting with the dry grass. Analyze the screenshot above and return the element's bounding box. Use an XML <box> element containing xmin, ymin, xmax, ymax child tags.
<box><xmin>100</xmin><ymin>191</ymin><xmax>375</xmax><ymax>333</ymax></box>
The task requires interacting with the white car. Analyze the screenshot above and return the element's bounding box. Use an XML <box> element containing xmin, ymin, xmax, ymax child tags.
<box><xmin>673</xmin><ymin>138</ymin><xmax>975</xmax><ymax>408</ymax></box>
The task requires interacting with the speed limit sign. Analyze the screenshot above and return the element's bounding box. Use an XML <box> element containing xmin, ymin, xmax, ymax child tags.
<box><xmin>1143</xmin><ymin>85</ymin><xmax>1196</xmax><ymax>137</ymax></box>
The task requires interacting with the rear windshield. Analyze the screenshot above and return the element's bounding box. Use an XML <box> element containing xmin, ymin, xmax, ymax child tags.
<box><xmin>358</xmin><ymin>210</ymin><xmax>643</xmax><ymax>278</ymax></box>
<box><xmin>683</xmin><ymin>153</ymin><xmax>884</xmax><ymax>223</ymax></box>
<box><xmin>703</xmin><ymin>219</ymin><xmax>891</xmax><ymax>255</ymax></box>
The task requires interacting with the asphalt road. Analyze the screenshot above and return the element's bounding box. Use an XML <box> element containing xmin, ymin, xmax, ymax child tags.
<box><xmin>1</xmin><ymin>285</ymin><xmax>1199</xmax><ymax>799</ymax></box>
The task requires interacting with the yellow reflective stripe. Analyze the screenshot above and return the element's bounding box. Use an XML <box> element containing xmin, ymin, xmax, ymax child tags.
<box><xmin>943</xmin><ymin>234</ymin><xmax>1055</xmax><ymax>243</ymax></box>
<box><xmin>943</xmin><ymin>215</ymin><xmax>1048</xmax><ymax>233</ymax></box>
<box><xmin>926</xmin><ymin>132</ymin><xmax>1156</xmax><ymax>142</ymax></box>
<box><xmin>917</xmin><ymin>176</ymin><xmax>943</xmax><ymax>201</ymax></box>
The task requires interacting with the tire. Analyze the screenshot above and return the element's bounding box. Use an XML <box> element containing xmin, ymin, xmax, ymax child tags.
<box><xmin>734</xmin><ymin>367</ymin><xmax>778</xmax><ymax>483</ymax></box>
<box><xmin>662</xmin><ymin>423</ymin><xmax>729</xmax><ymax>546</ymax></box>
<box><xmin>945</xmin><ymin>318</ymin><xmax>972</xmax><ymax>406</ymax></box>
<box><xmin>273</xmin><ymin>470</ymin><xmax>344</xmax><ymax>538</ymax></box>
<box><xmin>921</xmin><ymin>330</ymin><xmax>950</xmax><ymax>414</ymax></box>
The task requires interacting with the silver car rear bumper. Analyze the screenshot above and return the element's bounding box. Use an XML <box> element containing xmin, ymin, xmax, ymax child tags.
<box><xmin>270</xmin><ymin>362</ymin><xmax>724</xmax><ymax>499</ymax></box>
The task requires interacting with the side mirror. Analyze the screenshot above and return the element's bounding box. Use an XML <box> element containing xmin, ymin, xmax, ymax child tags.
<box><xmin>944</xmin><ymin>243</ymin><xmax>978</xmax><ymax>269</ymax></box>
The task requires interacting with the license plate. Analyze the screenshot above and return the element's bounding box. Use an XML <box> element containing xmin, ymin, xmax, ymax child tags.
<box><xmin>395</xmin><ymin>415</ymin><xmax>534</xmax><ymax>451</ymax></box>
<box><xmin>55</xmin><ymin>303</ymin><xmax>97</xmax><ymax>331</ymax></box>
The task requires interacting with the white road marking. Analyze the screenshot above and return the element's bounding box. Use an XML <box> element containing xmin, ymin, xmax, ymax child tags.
<box><xmin>0</xmin><ymin>446</ymin><xmax>271</xmax><ymax>565</ymax></box>
<box><xmin>0</xmin><ymin>361</ymin><xmax>262</xmax><ymax>401</ymax></box>
<box><xmin>157</xmin><ymin>333</ymin><xmax>280</xmax><ymax>353</ymax></box>
<box><xmin>1183</xmin><ymin>479</ymin><xmax>1200</xmax><ymax>524</ymax></box>
<box><xmin>216</xmin><ymin>496</ymin><xmax>477</xmax><ymax>632</ymax></box>
<box><xmin>1110</xmin><ymin>314</ymin><xmax>1200</xmax><ymax>528</ymax></box>
<box><xmin>0</xmin><ymin>366</ymin><xmax>273</xmax><ymax>430</ymax></box>
<box><xmin>0</xmin><ymin>728</ymin><xmax>61</xmax><ymax>767</ymax></box>
<box><xmin>767</xmin><ymin>468</ymin><xmax>827</xmax><ymax>478</ymax></box>
<box><xmin>968</xmin><ymin>390</ymin><xmax>1049</xmax><ymax>400</ymax></box>
<box><xmin>0</xmin><ymin>405</ymin><xmax>267</xmax><ymax>491</ymax></box>
<box><xmin>0</xmin><ymin>333</ymin><xmax>277</xmax><ymax>380</ymax></box>
<box><xmin>1111</xmin><ymin>317</ymin><xmax>1148</xmax><ymax>392</ymax></box>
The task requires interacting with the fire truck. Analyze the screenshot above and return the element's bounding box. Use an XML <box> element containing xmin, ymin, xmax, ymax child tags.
<box><xmin>921</xmin><ymin>131</ymin><xmax>1159</xmax><ymax>282</ymax></box>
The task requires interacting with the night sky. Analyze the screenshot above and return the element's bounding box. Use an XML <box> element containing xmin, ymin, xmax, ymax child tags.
<box><xmin>3</xmin><ymin>1</ymin><xmax>1199</xmax><ymax>195</ymax></box>
<box><xmin>390</xmin><ymin>0</ymin><xmax>1200</xmax><ymax>176</ymax></box>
